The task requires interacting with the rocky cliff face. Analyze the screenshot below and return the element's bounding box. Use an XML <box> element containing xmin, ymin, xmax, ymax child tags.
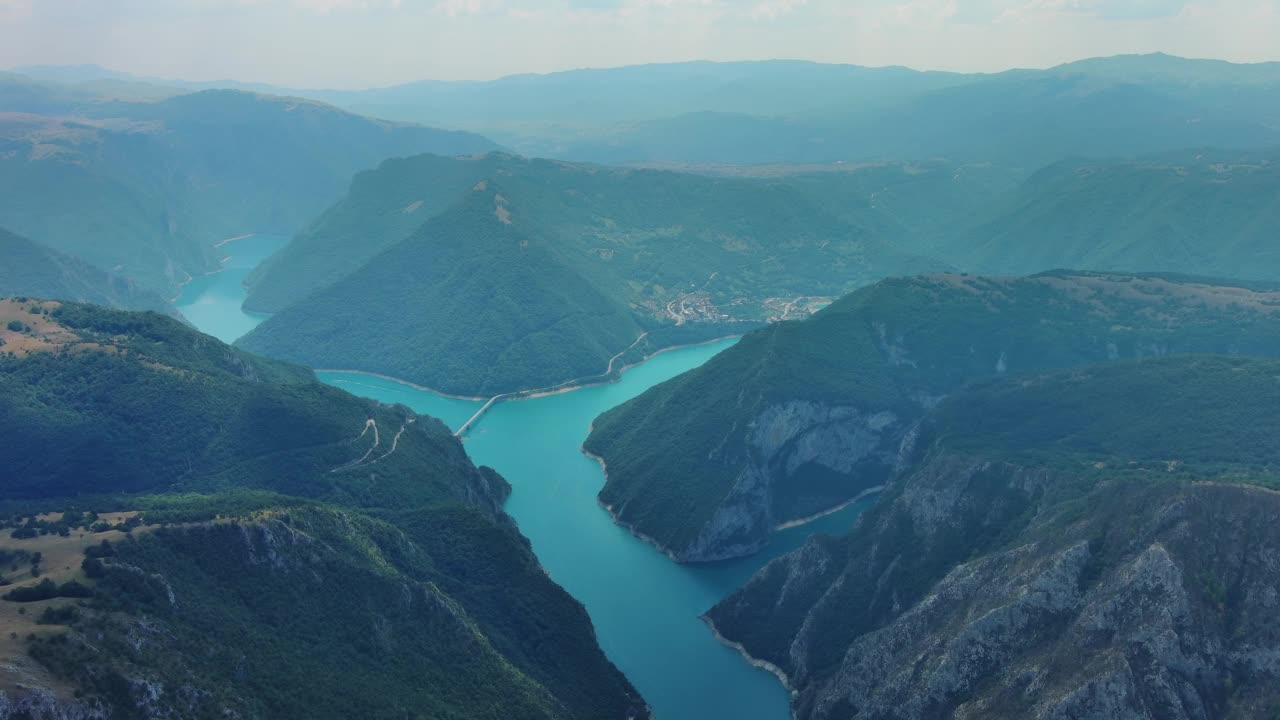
<box><xmin>679</xmin><ymin>401</ymin><xmax>913</xmax><ymax>561</ymax></box>
<box><xmin>707</xmin><ymin>357</ymin><xmax>1280</xmax><ymax>719</ymax></box>
<box><xmin>714</xmin><ymin>473</ymin><xmax>1280</xmax><ymax>720</ymax></box>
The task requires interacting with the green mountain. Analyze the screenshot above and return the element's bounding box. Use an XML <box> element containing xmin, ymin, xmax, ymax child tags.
<box><xmin>938</xmin><ymin>148</ymin><xmax>1280</xmax><ymax>278</ymax></box>
<box><xmin>706</xmin><ymin>355</ymin><xmax>1280</xmax><ymax>720</ymax></box>
<box><xmin>0</xmin><ymin>299</ymin><xmax>645</xmax><ymax>719</ymax></box>
<box><xmin>0</xmin><ymin>87</ymin><xmax>497</xmax><ymax>296</ymax></box>
<box><xmin>242</xmin><ymin>185</ymin><xmax>647</xmax><ymax>397</ymax></box>
<box><xmin>0</xmin><ymin>228</ymin><xmax>175</xmax><ymax>316</ymax></box>
<box><xmin>584</xmin><ymin>272</ymin><xmax>1280</xmax><ymax>561</ymax></box>
<box><xmin>243</xmin><ymin>153</ymin><xmax>507</xmax><ymax>314</ymax></box>
<box><xmin>239</xmin><ymin>153</ymin><xmax>942</xmax><ymax>396</ymax></box>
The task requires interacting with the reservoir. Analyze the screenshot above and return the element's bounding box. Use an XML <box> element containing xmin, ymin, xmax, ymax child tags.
<box><xmin>175</xmin><ymin>235</ymin><xmax>286</xmax><ymax>343</ymax></box>
<box><xmin>182</xmin><ymin>237</ymin><xmax>871</xmax><ymax>720</ymax></box>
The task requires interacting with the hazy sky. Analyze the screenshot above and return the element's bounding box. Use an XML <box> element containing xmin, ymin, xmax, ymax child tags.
<box><xmin>1</xmin><ymin>0</ymin><xmax>1277</xmax><ymax>88</ymax></box>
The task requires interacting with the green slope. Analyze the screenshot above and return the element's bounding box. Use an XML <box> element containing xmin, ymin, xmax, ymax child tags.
<box><xmin>0</xmin><ymin>299</ymin><xmax>646</xmax><ymax>720</ymax></box>
<box><xmin>240</xmin><ymin>185</ymin><xmax>646</xmax><ymax>396</ymax></box>
<box><xmin>0</xmin><ymin>227</ymin><xmax>175</xmax><ymax>316</ymax></box>
<box><xmin>0</xmin><ymin>89</ymin><xmax>496</xmax><ymax>296</ymax></box>
<box><xmin>584</xmin><ymin>272</ymin><xmax>1280</xmax><ymax>560</ymax></box>
<box><xmin>939</xmin><ymin>148</ymin><xmax>1280</xmax><ymax>279</ymax></box>
<box><xmin>244</xmin><ymin>153</ymin><xmax>507</xmax><ymax>313</ymax></box>
<box><xmin>707</xmin><ymin>356</ymin><xmax>1280</xmax><ymax>720</ymax></box>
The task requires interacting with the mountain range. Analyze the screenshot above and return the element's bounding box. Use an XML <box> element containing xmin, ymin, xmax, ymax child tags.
<box><xmin>237</xmin><ymin>153</ymin><xmax>942</xmax><ymax>396</ymax></box>
<box><xmin>12</xmin><ymin>54</ymin><xmax>1280</xmax><ymax>166</ymax></box>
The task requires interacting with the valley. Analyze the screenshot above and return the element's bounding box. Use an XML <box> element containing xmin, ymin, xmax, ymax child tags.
<box><xmin>173</xmin><ymin>234</ymin><xmax>286</xmax><ymax>343</ymax></box>
<box><xmin>3</xmin><ymin>38</ymin><xmax>1280</xmax><ymax>720</ymax></box>
<box><xmin>189</xmin><ymin>240</ymin><xmax>866</xmax><ymax>720</ymax></box>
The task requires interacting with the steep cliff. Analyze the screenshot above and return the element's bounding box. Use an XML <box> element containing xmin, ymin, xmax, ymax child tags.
<box><xmin>707</xmin><ymin>356</ymin><xmax>1280</xmax><ymax>719</ymax></box>
<box><xmin>585</xmin><ymin>272</ymin><xmax>1280</xmax><ymax>561</ymax></box>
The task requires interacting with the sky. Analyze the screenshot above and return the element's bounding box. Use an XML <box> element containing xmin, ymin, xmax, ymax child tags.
<box><xmin>0</xmin><ymin>0</ymin><xmax>1277</xmax><ymax>88</ymax></box>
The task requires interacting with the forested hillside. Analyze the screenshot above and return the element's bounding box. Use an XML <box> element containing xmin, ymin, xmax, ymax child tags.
<box><xmin>242</xmin><ymin>186</ymin><xmax>648</xmax><ymax>397</ymax></box>
<box><xmin>0</xmin><ymin>228</ymin><xmax>175</xmax><ymax>316</ymax></box>
<box><xmin>0</xmin><ymin>299</ymin><xmax>645</xmax><ymax>720</ymax></box>
<box><xmin>585</xmin><ymin>272</ymin><xmax>1280</xmax><ymax>561</ymax></box>
<box><xmin>938</xmin><ymin>148</ymin><xmax>1280</xmax><ymax>279</ymax></box>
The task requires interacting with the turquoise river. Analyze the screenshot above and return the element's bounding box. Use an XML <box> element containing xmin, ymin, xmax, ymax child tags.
<box><xmin>177</xmin><ymin>234</ymin><xmax>870</xmax><ymax>720</ymax></box>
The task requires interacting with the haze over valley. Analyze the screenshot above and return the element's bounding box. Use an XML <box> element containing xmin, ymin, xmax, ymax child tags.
<box><xmin>3</xmin><ymin>3</ymin><xmax>1280</xmax><ymax>718</ymax></box>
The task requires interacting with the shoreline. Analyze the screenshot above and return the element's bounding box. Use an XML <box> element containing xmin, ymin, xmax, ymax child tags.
<box><xmin>582</xmin><ymin>441</ymin><xmax>774</xmax><ymax>566</ymax></box>
<box><xmin>583</xmin><ymin>445</ymin><xmax>701</xmax><ymax>563</ymax></box>
<box><xmin>581</xmin><ymin>446</ymin><xmax>685</xmax><ymax>564</ymax></box>
<box><xmin>313</xmin><ymin>369</ymin><xmax>491</xmax><ymax>402</ymax></box>
<box><xmin>170</xmin><ymin>240</ymin><xmax>243</xmax><ymax>303</ymax></box>
<box><xmin>606</xmin><ymin>334</ymin><xmax>744</xmax><ymax>380</ymax></box>
<box><xmin>514</xmin><ymin>333</ymin><xmax>744</xmax><ymax>401</ymax></box>
<box><xmin>774</xmin><ymin>485</ymin><xmax>885</xmax><ymax>531</ymax></box>
<box><xmin>213</xmin><ymin>232</ymin><xmax>258</xmax><ymax>248</ymax></box>
<box><xmin>702</xmin><ymin>615</ymin><xmax>798</xmax><ymax>698</ymax></box>
<box><xmin>316</xmin><ymin>334</ymin><xmax>745</xmax><ymax>410</ymax></box>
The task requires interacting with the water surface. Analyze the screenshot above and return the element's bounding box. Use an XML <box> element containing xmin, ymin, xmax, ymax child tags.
<box><xmin>182</xmin><ymin>242</ymin><xmax>870</xmax><ymax>720</ymax></box>
<box><xmin>175</xmin><ymin>235</ymin><xmax>286</xmax><ymax>343</ymax></box>
<box><xmin>319</xmin><ymin>351</ymin><xmax>870</xmax><ymax>720</ymax></box>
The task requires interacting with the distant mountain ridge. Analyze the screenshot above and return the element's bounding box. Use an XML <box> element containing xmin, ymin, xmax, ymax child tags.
<box><xmin>936</xmin><ymin>148</ymin><xmax>1280</xmax><ymax>279</ymax></box>
<box><xmin>0</xmin><ymin>76</ymin><xmax>498</xmax><ymax>296</ymax></box>
<box><xmin>14</xmin><ymin>54</ymin><xmax>1280</xmax><ymax>165</ymax></box>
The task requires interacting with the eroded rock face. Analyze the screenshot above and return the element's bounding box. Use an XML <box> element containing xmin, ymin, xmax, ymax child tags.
<box><xmin>678</xmin><ymin>401</ymin><xmax>912</xmax><ymax>561</ymax></box>
<box><xmin>710</xmin><ymin>459</ymin><xmax>1280</xmax><ymax>720</ymax></box>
